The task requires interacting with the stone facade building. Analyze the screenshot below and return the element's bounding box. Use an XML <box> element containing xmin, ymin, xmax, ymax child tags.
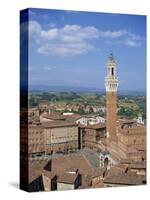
<box><xmin>42</xmin><ymin>121</ymin><xmax>78</xmax><ymax>154</ymax></box>
<box><xmin>26</xmin><ymin>120</ymin><xmax>79</xmax><ymax>157</ymax></box>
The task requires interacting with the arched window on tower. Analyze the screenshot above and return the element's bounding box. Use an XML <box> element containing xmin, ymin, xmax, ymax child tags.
<box><xmin>104</xmin><ymin>157</ymin><xmax>109</xmax><ymax>167</ymax></box>
<box><xmin>112</xmin><ymin>68</ymin><xmax>114</xmax><ymax>76</ymax></box>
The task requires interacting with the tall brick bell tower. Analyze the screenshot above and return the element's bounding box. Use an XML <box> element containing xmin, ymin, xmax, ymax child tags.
<box><xmin>105</xmin><ymin>53</ymin><xmax>119</xmax><ymax>142</ymax></box>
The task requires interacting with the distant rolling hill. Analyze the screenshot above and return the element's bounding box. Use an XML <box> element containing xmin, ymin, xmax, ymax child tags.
<box><xmin>29</xmin><ymin>85</ymin><xmax>146</xmax><ymax>96</ymax></box>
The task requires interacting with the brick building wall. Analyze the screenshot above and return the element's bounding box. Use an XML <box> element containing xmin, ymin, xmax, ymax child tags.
<box><xmin>28</xmin><ymin>125</ymin><xmax>45</xmax><ymax>155</ymax></box>
<box><xmin>106</xmin><ymin>92</ymin><xmax>117</xmax><ymax>141</ymax></box>
<box><xmin>80</xmin><ymin>124</ymin><xmax>106</xmax><ymax>151</ymax></box>
<box><xmin>117</xmin><ymin>126</ymin><xmax>146</xmax><ymax>161</ymax></box>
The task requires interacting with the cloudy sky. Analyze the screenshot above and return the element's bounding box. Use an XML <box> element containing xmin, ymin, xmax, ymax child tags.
<box><xmin>21</xmin><ymin>8</ymin><xmax>146</xmax><ymax>91</ymax></box>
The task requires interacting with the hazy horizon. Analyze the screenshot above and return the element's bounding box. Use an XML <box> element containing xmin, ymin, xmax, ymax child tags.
<box><xmin>28</xmin><ymin>84</ymin><xmax>146</xmax><ymax>96</ymax></box>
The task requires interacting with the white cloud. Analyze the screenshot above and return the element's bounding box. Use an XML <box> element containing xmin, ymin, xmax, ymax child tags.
<box><xmin>106</xmin><ymin>31</ymin><xmax>144</xmax><ymax>47</ymax></box>
<box><xmin>37</xmin><ymin>42</ymin><xmax>94</xmax><ymax>56</ymax></box>
<box><xmin>40</xmin><ymin>29</ymin><xmax>59</xmax><ymax>40</ymax></box>
<box><xmin>99</xmin><ymin>30</ymin><xmax>127</xmax><ymax>38</ymax></box>
<box><xmin>29</xmin><ymin>20</ymin><xmax>41</xmax><ymax>35</ymax></box>
<box><xmin>124</xmin><ymin>38</ymin><xmax>140</xmax><ymax>47</ymax></box>
<box><xmin>28</xmin><ymin>21</ymin><xmax>41</xmax><ymax>45</ymax></box>
<box><xmin>29</xmin><ymin>21</ymin><xmax>98</xmax><ymax>56</ymax></box>
<box><xmin>124</xmin><ymin>31</ymin><xmax>144</xmax><ymax>47</ymax></box>
<box><xmin>62</xmin><ymin>25</ymin><xmax>99</xmax><ymax>39</ymax></box>
<box><xmin>28</xmin><ymin>20</ymin><xmax>144</xmax><ymax>56</ymax></box>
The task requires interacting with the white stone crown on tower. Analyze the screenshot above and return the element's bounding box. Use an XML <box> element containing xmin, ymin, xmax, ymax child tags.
<box><xmin>105</xmin><ymin>53</ymin><xmax>119</xmax><ymax>92</ymax></box>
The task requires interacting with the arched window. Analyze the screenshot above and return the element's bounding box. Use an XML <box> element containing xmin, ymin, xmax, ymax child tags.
<box><xmin>112</xmin><ymin>68</ymin><xmax>114</xmax><ymax>76</ymax></box>
<box><xmin>104</xmin><ymin>157</ymin><xmax>109</xmax><ymax>167</ymax></box>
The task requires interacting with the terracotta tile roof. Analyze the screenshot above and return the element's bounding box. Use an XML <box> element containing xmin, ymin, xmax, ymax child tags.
<box><xmin>85</xmin><ymin>123</ymin><xmax>106</xmax><ymax>130</ymax></box>
<box><xmin>42</xmin><ymin>114</ymin><xmax>66</xmax><ymax>120</ymax></box>
<box><xmin>81</xmin><ymin>114</ymin><xmax>101</xmax><ymax>118</ymax></box>
<box><xmin>29</xmin><ymin>160</ymin><xmax>48</xmax><ymax>170</ymax></box>
<box><xmin>42</xmin><ymin>121</ymin><xmax>77</xmax><ymax>128</ymax></box>
<box><xmin>57</xmin><ymin>172</ymin><xmax>79</xmax><ymax>184</ymax></box>
<box><xmin>64</xmin><ymin>114</ymin><xmax>81</xmax><ymax>121</ymax></box>
<box><xmin>28</xmin><ymin>160</ymin><xmax>57</xmax><ymax>183</ymax></box>
<box><xmin>120</xmin><ymin>160</ymin><xmax>146</xmax><ymax>168</ymax></box>
<box><xmin>51</xmin><ymin>154</ymin><xmax>94</xmax><ymax>176</ymax></box>
<box><xmin>104</xmin><ymin>173</ymin><xmax>145</xmax><ymax>185</ymax></box>
<box><xmin>67</xmin><ymin>167</ymin><xmax>78</xmax><ymax>173</ymax></box>
<box><xmin>120</xmin><ymin>159</ymin><xmax>134</xmax><ymax>164</ymax></box>
<box><xmin>104</xmin><ymin>166</ymin><xmax>145</xmax><ymax>185</ymax></box>
<box><xmin>128</xmin><ymin>161</ymin><xmax>146</xmax><ymax>169</ymax></box>
<box><xmin>91</xmin><ymin>167</ymin><xmax>107</xmax><ymax>178</ymax></box>
<box><xmin>28</xmin><ymin>168</ymin><xmax>42</xmax><ymax>184</ymax></box>
<box><xmin>82</xmin><ymin>148</ymin><xmax>100</xmax><ymax>169</ymax></box>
